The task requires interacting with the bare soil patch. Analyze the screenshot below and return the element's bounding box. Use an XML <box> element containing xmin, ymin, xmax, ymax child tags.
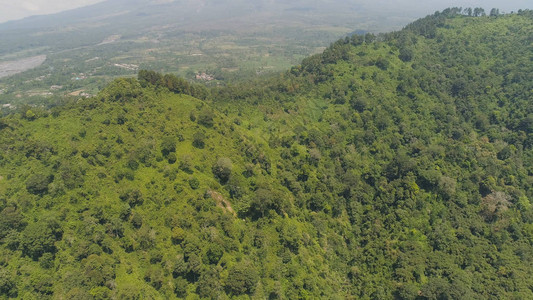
<box><xmin>207</xmin><ymin>190</ymin><xmax>236</xmax><ymax>216</ymax></box>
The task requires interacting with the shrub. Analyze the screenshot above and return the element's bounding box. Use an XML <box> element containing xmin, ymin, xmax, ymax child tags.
<box><xmin>225</xmin><ymin>261</ymin><xmax>259</xmax><ymax>295</ymax></box>
<box><xmin>204</xmin><ymin>244</ymin><xmax>224</xmax><ymax>265</ymax></box>
<box><xmin>212</xmin><ymin>157</ymin><xmax>232</xmax><ymax>184</ymax></box>
<box><xmin>197</xmin><ymin>268</ymin><xmax>222</xmax><ymax>298</ymax></box>
<box><xmin>59</xmin><ymin>162</ymin><xmax>85</xmax><ymax>189</ymax></box>
<box><xmin>197</xmin><ymin>108</ymin><xmax>215</xmax><ymax>127</ymax></box>
<box><xmin>0</xmin><ymin>270</ymin><xmax>16</xmax><ymax>297</ymax></box>
<box><xmin>167</xmin><ymin>153</ymin><xmax>177</xmax><ymax>164</ymax></box>
<box><xmin>26</xmin><ymin>173</ymin><xmax>52</xmax><ymax>195</ymax></box>
<box><xmin>138</xmin><ymin>70</ymin><xmax>163</xmax><ymax>87</ymax></box>
<box><xmin>249</xmin><ymin>188</ymin><xmax>289</xmax><ymax>218</ymax></box>
<box><xmin>189</xmin><ymin>178</ymin><xmax>200</xmax><ymax>190</ymax></box>
<box><xmin>25</xmin><ymin>109</ymin><xmax>36</xmax><ymax>120</ymax></box>
<box><xmin>161</xmin><ymin>137</ymin><xmax>176</xmax><ymax>157</ymax></box>
<box><xmin>179</xmin><ymin>155</ymin><xmax>193</xmax><ymax>172</ymax></box>
<box><xmin>101</xmin><ymin>78</ymin><xmax>143</xmax><ymax>102</ymax></box>
<box><xmin>0</xmin><ymin>207</ymin><xmax>26</xmax><ymax>239</ymax></box>
<box><xmin>192</xmin><ymin>131</ymin><xmax>206</xmax><ymax>149</ymax></box>
<box><xmin>131</xmin><ymin>213</ymin><xmax>143</xmax><ymax>229</ymax></box>
<box><xmin>90</xmin><ymin>286</ymin><xmax>112</xmax><ymax>300</ymax></box>
<box><xmin>21</xmin><ymin>219</ymin><xmax>62</xmax><ymax>260</ymax></box>
<box><xmin>39</xmin><ymin>252</ymin><xmax>54</xmax><ymax>269</ymax></box>
<box><xmin>83</xmin><ymin>255</ymin><xmax>115</xmax><ymax>287</ymax></box>
<box><xmin>119</xmin><ymin>189</ymin><xmax>144</xmax><ymax>207</ymax></box>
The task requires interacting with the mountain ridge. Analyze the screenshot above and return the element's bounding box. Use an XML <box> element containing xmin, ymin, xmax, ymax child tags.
<box><xmin>0</xmin><ymin>10</ymin><xmax>533</xmax><ymax>299</ymax></box>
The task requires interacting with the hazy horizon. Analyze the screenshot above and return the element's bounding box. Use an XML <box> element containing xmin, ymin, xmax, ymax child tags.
<box><xmin>1</xmin><ymin>0</ymin><xmax>531</xmax><ymax>24</ymax></box>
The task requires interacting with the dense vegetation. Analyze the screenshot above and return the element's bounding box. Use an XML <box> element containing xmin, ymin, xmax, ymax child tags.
<box><xmin>1</xmin><ymin>9</ymin><xmax>533</xmax><ymax>299</ymax></box>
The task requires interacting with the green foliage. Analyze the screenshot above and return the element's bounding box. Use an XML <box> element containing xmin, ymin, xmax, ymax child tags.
<box><xmin>204</xmin><ymin>244</ymin><xmax>224</xmax><ymax>265</ymax></box>
<box><xmin>225</xmin><ymin>261</ymin><xmax>259</xmax><ymax>296</ymax></box>
<box><xmin>192</xmin><ymin>131</ymin><xmax>206</xmax><ymax>149</ymax></box>
<box><xmin>39</xmin><ymin>252</ymin><xmax>54</xmax><ymax>269</ymax></box>
<box><xmin>197</xmin><ymin>108</ymin><xmax>215</xmax><ymax>127</ymax></box>
<box><xmin>167</xmin><ymin>152</ymin><xmax>177</xmax><ymax>164</ymax></box>
<box><xmin>21</xmin><ymin>218</ymin><xmax>62</xmax><ymax>260</ymax></box>
<box><xmin>101</xmin><ymin>78</ymin><xmax>143</xmax><ymax>102</ymax></box>
<box><xmin>249</xmin><ymin>188</ymin><xmax>289</xmax><ymax>219</ymax></box>
<box><xmin>197</xmin><ymin>268</ymin><xmax>222</xmax><ymax>298</ymax></box>
<box><xmin>116</xmin><ymin>284</ymin><xmax>142</xmax><ymax>300</ymax></box>
<box><xmin>0</xmin><ymin>269</ymin><xmax>16</xmax><ymax>297</ymax></box>
<box><xmin>119</xmin><ymin>189</ymin><xmax>144</xmax><ymax>207</ymax></box>
<box><xmin>212</xmin><ymin>157</ymin><xmax>232</xmax><ymax>184</ymax></box>
<box><xmin>160</xmin><ymin>137</ymin><xmax>176</xmax><ymax>157</ymax></box>
<box><xmin>25</xmin><ymin>173</ymin><xmax>52</xmax><ymax>195</ymax></box>
<box><xmin>25</xmin><ymin>109</ymin><xmax>36</xmax><ymax>120</ymax></box>
<box><xmin>138</xmin><ymin>70</ymin><xmax>163</xmax><ymax>87</ymax></box>
<box><xmin>89</xmin><ymin>286</ymin><xmax>112</xmax><ymax>300</ymax></box>
<box><xmin>188</xmin><ymin>178</ymin><xmax>200</xmax><ymax>190</ymax></box>
<box><xmin>137</xmin><ymin>70</ymin><xmax>210</xmax><ymax>100</ymax></box>
<box><xmin>0</xmin><ymin>10</ymin><xmax>533</xmax><ymax>299</ymax></box>
<box><xmin>83</xmin><ymin>254</ymin><xmax>115</xmax><ymax>287</ymax></box>
<box><xmin>59</xmin><ymin>161</ymin><xmax>85</xmax><ymax>189</ymax></box>
<box><xmin>0</xmin><ymin>207</ymin><xmax>26</xmax><ymax>239</ymax></box>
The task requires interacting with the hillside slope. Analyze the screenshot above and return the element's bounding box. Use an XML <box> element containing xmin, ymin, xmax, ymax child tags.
<box><xmin>1</xmin><ymin>9</ymin><xmax>533</xmax><ymax>299</ymax></box>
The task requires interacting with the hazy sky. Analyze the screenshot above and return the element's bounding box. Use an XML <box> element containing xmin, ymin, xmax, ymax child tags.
<box><xmin>0</xmin><ymin>0</ymin><xmax>531</xmax><ymax>24</ymax></box>
<box><xmin>0</xmin><ymin>0</ymin><xmax>105</xmax><ymax>23</ymax></box>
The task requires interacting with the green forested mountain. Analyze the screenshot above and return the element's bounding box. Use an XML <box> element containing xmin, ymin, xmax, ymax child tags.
<box><xmin>1</xmin><ymin>9</ymin><xmax>533</xmax><ymax>299</ymax></box>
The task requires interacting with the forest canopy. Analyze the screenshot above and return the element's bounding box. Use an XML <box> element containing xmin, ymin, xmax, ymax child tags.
<box><xmin>0</xmin><ymin>9</ymin><xmax>532</xmax><ymax>299</ymax></box>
